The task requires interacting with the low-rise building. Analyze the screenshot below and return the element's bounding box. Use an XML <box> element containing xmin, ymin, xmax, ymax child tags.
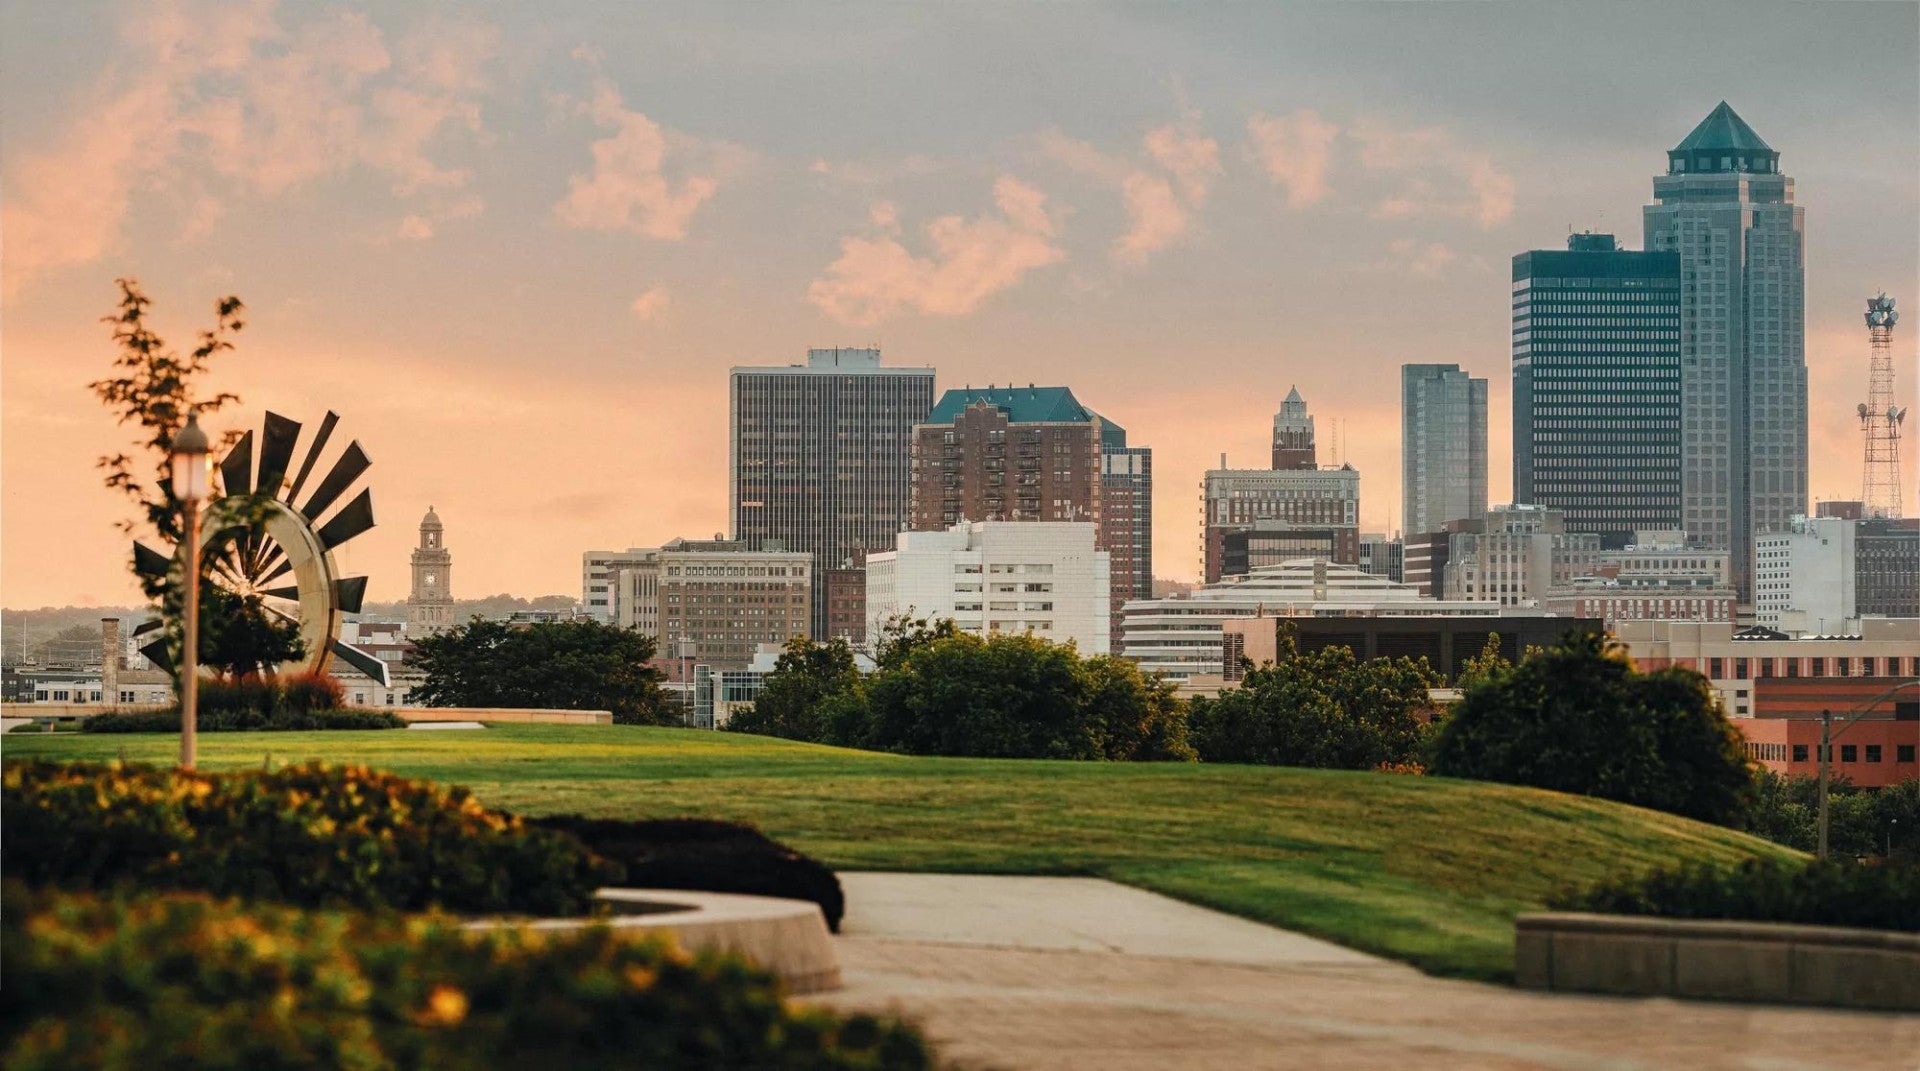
<box><xmin>1755</xmin><ymin>515</ymin><xmax>1856</xmax><ymax>635</ymax></box>
<box><xmin>1856</xmin><ymin>517</ymin><xmax>1919</xmax><ymax>619</ymax></box>
<box><xmin>1443</xmin><ymin>504</ymin><xmax>1600</xmax><ymax>606</ymax></box>
<box><xmin>1358</xmin><ymin>533</ymin><xmax>1405</xmax><ymax>584</ymax></box>
<box><xmin>1736</xmin><ymin>676</ymin><xmax>1920</xmax><ymax>788</ymax></box>
<box><xmin>1121</xmin><ymin>558</ymin><xmax>1504</xmax><ymax>688</ymax></box>
<box><xmin>865</xmin><ymin>521</ymin><xmax>1110</xmax><ymax>653</ymax></box>
<box><xmin>1202</xmin><ymin>464</ymin><xmax>1361</xmax><ymax>582</ymax></box>
<box><xmin>1615</xmin><ymin>618</ymin><xmax>1920</xmax><ymax>719</ymax></box>
<box><xmin>1221</xmin><ymin>612</ymin><xmax>1601</xmax><ymax>685</ymax></box>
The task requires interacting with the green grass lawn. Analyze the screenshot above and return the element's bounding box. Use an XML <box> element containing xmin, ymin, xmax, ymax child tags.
<box><xmin>4</xmin><ymin>725</ymin><xmax>1796</xmax><ymax>980</ymax></box>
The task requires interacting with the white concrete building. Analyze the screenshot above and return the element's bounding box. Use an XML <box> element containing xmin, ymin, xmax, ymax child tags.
<box><xmin>1755</xmin><ymin>515</ymin><xmax>1857</xmax><ymax>636</ymax></box>
<box><xmin>865</xmin><ymin>522</ymin><xmax>1110</xmax><ymax>653</ymax></box>
<box><xmin>581</xmin><ymin>548</ymin><xmax>658</xmax><ymax>622</ymax></box>
<box><xmin>1120</xmin><ymin>558</ymin><xmax>1504</xmax><ymax>687</ymax></box>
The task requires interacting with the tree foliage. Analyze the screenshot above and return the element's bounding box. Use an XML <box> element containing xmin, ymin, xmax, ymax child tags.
<box><xmin>1744</xmin><ymin>773</ymin><xmax>1920</xmax><ymax>861</ymax></box>
<box><xmin>1187</xmin><ymin>627</ymin><xmax>1440</xmax><ymax>769</ymax></box>
<box><xmin>830</xmin><ymin>631</ymin><xmax>1194</xmax><ymax>761</ymax></box>
<box><xmin>725</xmin><ymin>636</ymin><xmax>863</xmax><ymax>741</ymax></box>
<box><xmin>1429</xmin><ymin>631</ymin><xmax>1756</xmax><ymax>824</ymax></box>
<box><xmin>409</xmin><ymin>618</ymin><xmax>667</xmax><ymax>724</ymax></box>
<box><xmin>196</xmin><ymin>586</ymin><xmax>305</xmax><ymax>680</ymax></box>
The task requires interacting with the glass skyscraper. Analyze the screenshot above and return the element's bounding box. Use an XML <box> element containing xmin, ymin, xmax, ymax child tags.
<box><xmin>1401</xmin><ymin>364</ymin><xmax>1487</xmax><ymax>539</ymax></box>
<box><xmin>1643</xmin><ymin>102</ymin><xmax>1806</xmax><ymax>599</ymax></box>
<box><xmin>730</xmin><ymin>348</ymin><xmax>935</xmax><ymax>641</ymax></box>
<box><xmin>1511</xmin><ymin>233</ymin><xmax>1682</xmax><ymax>549</ymax></box>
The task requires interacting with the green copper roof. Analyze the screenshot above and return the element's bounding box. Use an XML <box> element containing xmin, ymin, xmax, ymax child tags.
<box><xmin>1672</xmin><ymin>102</ymin><xmax>1773</xmax><ymax>154</ymax></box>
<box><xmin>926</xmin><ymin>386</ymin><xmax>1127</xmax><ymax>446</ymax></box>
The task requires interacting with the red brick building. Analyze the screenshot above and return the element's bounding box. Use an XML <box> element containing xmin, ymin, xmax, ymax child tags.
<box><xmin>1737</xmin><ymin>677</ymin><xmax>1920</xmax><ymax>788</ymax></box>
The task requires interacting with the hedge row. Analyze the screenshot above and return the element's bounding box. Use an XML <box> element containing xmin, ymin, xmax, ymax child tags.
<box><xmin>2</xmin><ymin>761</ymin><xmax>614</xmax><ymax>915</ymax></box>
<box><xmin>1550</xmin><ymin>858</ymin><xmax>1920</xmax><ymax>933</ymax></box>
<box><xmin>2</xmin><ymin>884</ymin><xmax>933</xmax><ymax>1070</ymax></box>
<box><xmin>82</xmin><ymin>707</ymin><xmax>406</xmax><ymax>732</ymax></box>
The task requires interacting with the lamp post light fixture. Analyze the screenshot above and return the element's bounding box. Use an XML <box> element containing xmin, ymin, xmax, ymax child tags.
<box><xmin>169</xmin><ymin>413</ymin><xmax>211</xmax><ymax>769</ymax></box>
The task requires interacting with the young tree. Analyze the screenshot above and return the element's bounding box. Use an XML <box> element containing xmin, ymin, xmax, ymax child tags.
<box><xmin>196</xmin><ymin>587</ymin><xmax>305</xmax><ymax>680</ymax></box>
<box><xmin>725</xmin><ymin>636</ymin><xmax>862</xmax><ymax>741</ymax></box>
<box><xmin>409</xmin><ymin>618</ymin><xmax>667</xmax><ymax>724</ymax></box>
<box><xmin>88</xmin><ymin>280</ymin><xmax>290</xmax><ymax>684</ymax></box>
<box><xmin>1428</xmin><ymin>631</ymin><xmax>1755</xmax><ymax>824</ymax></box>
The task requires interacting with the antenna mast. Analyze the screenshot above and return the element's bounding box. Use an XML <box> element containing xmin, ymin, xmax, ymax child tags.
<box><xmin>1859</xmin><ymin>293</ymin><xmax>1906</xmax><ymax>518</ymax></box>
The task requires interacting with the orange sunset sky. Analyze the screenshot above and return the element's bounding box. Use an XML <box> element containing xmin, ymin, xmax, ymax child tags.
<box><xmin>3</xmin><ymin>0</ymin><xmax>1915</xmax><ymax>608</ymax></box>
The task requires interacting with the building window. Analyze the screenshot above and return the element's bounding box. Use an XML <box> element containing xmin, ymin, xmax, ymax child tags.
<box><xmin>1899</xmin><ymin>745</ymin><xmax>1916</xmax><ymax>764</ymax></box>
<box><xmin>1792</xmin><ymin>744</ymin><xmax>1808</xmax><ymax>763</ymax></box>
<box><xmin>1865</xmin><ymin>745</ymin><xmax>1882</xmax><ymax>764</ymax></box>
<box><xmin>1840</xmin><ymin>744</ymin><xmax>1857</xmax><ymax>763</ymax></box>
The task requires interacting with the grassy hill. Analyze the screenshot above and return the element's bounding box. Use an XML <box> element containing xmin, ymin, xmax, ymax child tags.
<box><xmin>4</xmin><ymin>725</ymin><xmax>1796</xmax><ymax>979</ymax></box>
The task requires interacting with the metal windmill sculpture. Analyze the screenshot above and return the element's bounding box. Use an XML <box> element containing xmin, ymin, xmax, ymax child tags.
<box><xmin>131</xmin><ymin>411</ymin><xmax>389</xmax><ymax>686</ymax></box>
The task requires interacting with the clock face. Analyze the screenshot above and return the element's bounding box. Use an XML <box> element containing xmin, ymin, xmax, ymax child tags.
<box><xmin>423</xmin><ymin>572</ymin><xmax>437</xmax><ymax>587</ymax></box>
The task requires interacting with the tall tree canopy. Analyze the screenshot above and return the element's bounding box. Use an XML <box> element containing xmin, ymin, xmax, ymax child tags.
<box><xmin>409</xmin><ymin>619</ymin><xmax>667</xmax><ymax>725</ymax></box>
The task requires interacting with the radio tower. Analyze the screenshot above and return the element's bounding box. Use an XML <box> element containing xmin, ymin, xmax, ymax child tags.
<box><xmin>1858</xmin><ymin>293</ymin><xmax>1907</xmax><ymax>518</ymax></box>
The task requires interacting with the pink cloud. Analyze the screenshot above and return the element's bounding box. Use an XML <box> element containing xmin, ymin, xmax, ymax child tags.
<box><xmin>630</xmin><ymin>286</ymin><xmax>671</xmax><ymax>319</ymax></box>
<box><xmin>554</xmin><ymin>77</ymin><xmax>740</xmax><ymax>241</ymax></box>
<box><xmin>1114</xmin><ymin>122</ymin><xmax>1220</xmax><ymax>265</ymax></box>
<box><xmin>807</xmin><ymin>176</ymin><xmax>1065</xmax><ymax>325</ymax></box>
<box><xmin>1245</xmin><ymin>109</ymin><xmax>1339</xmax><ymax>208</ymax></box>
<box><xmin>0</xmin><ymin>1</ymin><xmax>497</xmax><ymax>297</ymax></box>
<box><xmin>1349</xmin><ymin>118</ymin><xmax>1514</xmax><ymax>228</ymax></box>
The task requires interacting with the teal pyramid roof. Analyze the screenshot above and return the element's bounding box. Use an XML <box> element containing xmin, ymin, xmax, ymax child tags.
<box><xmin>1672</xmin><ymin>102</ymin><xmax>1773</xmax><ymax>154</ymax></box>
<box><xmin>926</xmin><ymin>386</ymin><xmax>1127</xmax><ymax>447</ymax></box>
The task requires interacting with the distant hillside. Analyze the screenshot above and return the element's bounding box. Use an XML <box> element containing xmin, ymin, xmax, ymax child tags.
<box><xmin>356</xmin><ymin>593</ymin><xmax>578</xmax><ymax>621</ymax></box>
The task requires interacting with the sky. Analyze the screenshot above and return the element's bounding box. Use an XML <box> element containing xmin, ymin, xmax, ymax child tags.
<box><xmin>3</xmin><ymin>0</ymin><xmax>1916</xmax><ymax>608</ymax></box>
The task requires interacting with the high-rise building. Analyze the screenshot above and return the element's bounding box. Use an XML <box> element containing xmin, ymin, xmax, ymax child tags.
<box><xmin>1201</xmin><ymin>464</ymin><xmax>1360</xmax><ymax>582</ymax></box>
<box><xmin>731</xmin><ymin>347</ymin><xmax>935</xmax><ymax>643</ymax></box>
<box><xmin>1512</xmin><ymin>234</ymin><xmax>1681</xmax><ymax>549</ymax></box>
<box><xmin>909</xmin><ymin>385</ymin><xmax>1149</xmax><ymax>652</ymax></box>
<box><xmin>1442</xmin><ymin>504</ymin><xmax>1601</xmax><ymax>607</ymax></box>
<box><xmin>405</xmin><ymin>507</ymin><xmax>453</xmax><ymax>637</ymax></box>
<box><xmin>1271</xmin><ymin>386</ymin><xmax>1316</xmax><ymax>469</ymax></box>
<box><xmin>1401</xmin><ymin>364</ymin><xmax>1488</xmax><ymax>538</ymax></box>
<box><xmin>1644</xmin><ymin>102</ymin><xmax>1807</xmax><ymax>599</ymax></box>
<box><xmin>865</xmin><ymin>521</ymin><xmax>1110</xmax><ymax>653</ymax></box>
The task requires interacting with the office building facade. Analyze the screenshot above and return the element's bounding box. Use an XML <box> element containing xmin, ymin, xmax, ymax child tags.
<box><xmin>1442</xmin><ymin>504</ymin><xmax>1601</xmax><ymax>607</ymax></box>
<box><xmin>1643</xmin><ymin>103</ymin><xmax>1808</xmax><ymax>598</ymax></box>
<box><xmin>866</xmin><ymin>521</ymin><xmax>1110</xmax><ymax>653</ymax></box>
<box><xmin>731</xmin><ymin>347</ymin><xmax>935</xmax><ymax>642</ymax></box>
<box><xmin>1512</xmin><ymin>234</ymin><xmax>1681</xmax><ymax>549</ymax></box>
<box><xmin>1754</xmin><ymin>515</ymin><xmax>1855</xmax><ymax>636</ymax></box>
<box><xmin>1402</xmin><ymin>364</ymin><xmax>1488</xmax><ymax>537</ymax></box>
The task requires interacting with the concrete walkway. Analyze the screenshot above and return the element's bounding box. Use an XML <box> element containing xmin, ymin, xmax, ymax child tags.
<box><xmin>817</xmin><ymin>873</ymin><xmax>1920</xmax><ymax>1071</ymax></box>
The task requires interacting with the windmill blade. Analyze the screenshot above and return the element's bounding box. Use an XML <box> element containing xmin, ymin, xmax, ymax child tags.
<box><xmin>131</xmin><ymin>618</ymin><xmax>163</xmax><ymax>637</ymax></box>
<box><xmin>219</xmin><ymin>429</ymin><xmax>255</xmax><ymax>497</ymax></box>
<box><xmin>257</xmin><ymin>412</ymin><xmax>303</xmax><ymax>497</ymax></box>
<box><xmin>331</xmin><ymin>639</ymin><xmax>391</xmax><ymax>687</ymax></box>
<box><xmin>298</xmin><ymin>441</ymin><xmax>370</xmax><ymax>522</ymax></box>
<box><xmin>286</xmin><ymin>411</ymin><xmax>340</xmax><ymax>504</ymax></box>
<box><xmin>335</xmin><ymin>576</ymin><xmax>368</xmax><ymax>614</ymax></box>
<box><xmin>140</xmin><ymin>639</ymin><xmax>173</xmax><ymax>675</ymax></box>
<box><xmin>260</xmin><ymin>585</ymin><xmax>301</xmax><ymax>601</ymax></box>
<box><xmin>134</xmin><ymin>541</ymin><xmax>171</xmax><ymax>580</ymax></box>
<box><xmin>316</xmin><ymin>488</ymin><xmax>375</xmax><ymax>551</ymax></box>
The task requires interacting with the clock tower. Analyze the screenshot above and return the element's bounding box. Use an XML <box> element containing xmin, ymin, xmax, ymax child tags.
<box><xmin>406</xmin><ymin>506</ymin><xmax>454</xmax><ymax>636</ymax></box>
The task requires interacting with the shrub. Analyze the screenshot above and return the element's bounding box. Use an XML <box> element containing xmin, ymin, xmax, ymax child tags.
<box><xmin>1549</xmin><ymin>858</ymin><xmax>1920</xmax><ymax>933</ymax></box>
<box><xmin>409</xmin><ymin>618</ymin><xmax>668</xmax><ymax>724</ymax></box>
<box><xmin>1188</xmin><ymin>636</ymin><xmax>1438</xmax><ymax>770</ymax></box>
<box><xmin>1428</xmin><ymin>631</ymin><xmax>1755</xmax><ymax>825</ymax></box>
<box><xmin>530</xmin><ymin>815</ymin><xmax>847</xmax><ymax>932</ymax></box>
<box><xmin>2</xmin><ymin>761</ymin><xmax>615</xmax><ymax>915</ymax></box>
<box><xmin>1</xmin><ymin>884</ymin><xmax>935</xmax><ymax>1070</ymax></box>
<box><xmin>280</xmin><ymin>670</ymin><xmax>345</xmax><ymax>711</ymax></box>
<box><xmin>82</xmin><ymin>707</ymin><xmax>405</xmax><ymax>733</ymax></box>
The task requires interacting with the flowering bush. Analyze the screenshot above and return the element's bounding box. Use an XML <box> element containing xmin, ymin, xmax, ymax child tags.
<box><xmin>2</xmin><ymin>761</ymin><xmax>615</xmax><ymax>915</ymax></box>
<box><xmin>1</xmin><ymin>884</ymin><xmax>935</xmax><ymax>1070</ymax></box>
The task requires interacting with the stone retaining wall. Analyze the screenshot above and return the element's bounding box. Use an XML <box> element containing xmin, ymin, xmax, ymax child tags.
<box><xmin>1516</xmin><ymin>912</ymin><xmax>1920</xmax><ymax>1011</ymax></box>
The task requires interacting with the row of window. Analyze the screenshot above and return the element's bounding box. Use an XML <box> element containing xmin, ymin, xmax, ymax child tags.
<box><xmin>1749</xmin><ymin>742</ymin><xmax>1917</xmax><ymax>765</ymax></box>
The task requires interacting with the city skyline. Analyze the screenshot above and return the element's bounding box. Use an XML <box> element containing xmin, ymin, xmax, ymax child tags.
<box><xmin>4</xmin><ymin>1</ymin><xmax>1916</xmax><ymax>607</ymax></box>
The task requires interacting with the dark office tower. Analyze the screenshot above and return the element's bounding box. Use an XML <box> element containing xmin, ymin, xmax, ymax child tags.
<box><xmin>1644</xmin><ymin>102</ymin><xmax>1807</xmax><ymax>598</ymax></box>
<box><xmin>1272</xmin><ymin>386</ymin><xmax>1316</xmax><ymax>470</ymax></box>
<box><xmin>731</xmin><ymin>347</ymin><xmax>935</xmax><ymax>643</ymax></box>
<box><xmin>909</xmin><ymin>385</ymin><xmax>1151</xmax><ymax>652</ymax></box>
<box><xmin>1401</xmin><ymin>364</ymin><xmax>1488</xmax><ymax>537</ymax></box>
<box><xmin>1512</xmin><ymin>232</ymin><xmax>1682</xmax><ymax>549</ymax></box>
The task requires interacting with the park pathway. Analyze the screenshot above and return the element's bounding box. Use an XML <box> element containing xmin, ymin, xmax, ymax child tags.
<box><xmin>817</xmin><ymin>873</ymin><xmax>1920</xmax><ymax>1071</ymax></box>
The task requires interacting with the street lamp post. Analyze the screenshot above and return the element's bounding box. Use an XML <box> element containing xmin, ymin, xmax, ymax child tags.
<box><xmin>169</xmin><ymin>414</ymin><xmax>211</xmax><ymax>769</ymax></box>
